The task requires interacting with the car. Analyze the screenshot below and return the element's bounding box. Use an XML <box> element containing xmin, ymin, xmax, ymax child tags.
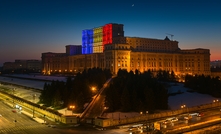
<box><xmin>163</xmin><ymin>119</ymin><xmax>171</xmax><ymax>124</ymax></box>
<box><xmin>189</xmin><ymin>113</ymin><xmax>199</xmax><ymax>116</ymax></box>
<box><xmin>48</xmin><ymin>125</ymin><xmax>56</xmax><ymax>128</ymax></box>
<box><xmin>163</xmin><ymin>117</ymin><xmax>178</xmax><ymax>124</ymax></box>
<box><xmin>128</xmin><ymin>127</ymin><xmax>137</xmax><ymax>131</ymax></box>
<box><xmin>184</xmin><ymin>115</ymin><xmax>192</xmax><ymax>120</ymax></box>
<box><xmin>197</xmin><ymin>112</ymin><xmax>204</xmax><ymax>117</ymax></box>
<box><xmin>12</xmin><ymin>109</ymin><xmax>17</xmax><ymax>113</ymax></box>
<box><xmin>171</xmin><ymin>117</ymin><xmax>178</xmax><ymax>122</ymax></box>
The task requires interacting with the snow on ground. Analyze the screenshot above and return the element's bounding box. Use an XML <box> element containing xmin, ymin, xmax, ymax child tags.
<box><xmin>103</xmin><ymin>83</ymin><xmax>220</xmax><ymax>119</ymax></box>
<box><xmin>0</xmin><ymin>74</ymin><xmax>67</xmax><ymax>90</ymax></box>
<box><xmin>167</xmin><ymin>83</ymin><xmax>219</xmax><ymax>110</ymax></box>
<box><xmin>3</xmin><ymin>74</ymin><xmax>67</xmax><ymax>81</ymax></box>
<box><xmin>0</xmin><ymin>74</ymin><xmax>220</xmax><ymax>119</ymax></box>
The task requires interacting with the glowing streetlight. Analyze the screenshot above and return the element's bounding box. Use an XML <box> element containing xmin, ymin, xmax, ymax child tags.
<box><xmin>213</xmin><ymin>99</ymin><xmax>219</xmax><ymax>103</ymax></box>
<box><xmin>91</xmin><ymin>86</ymin><xmax>96</xmax><ymax>91</ymax></box>
<box><xmin>181</xmin><ymin>104</ymin><xmax>186</xmax><ymax>109</ymax></box>
<box><xmin>69</xmin><ymin>105</ymin><xmax>75</xmax><ymax>115</ymax></box>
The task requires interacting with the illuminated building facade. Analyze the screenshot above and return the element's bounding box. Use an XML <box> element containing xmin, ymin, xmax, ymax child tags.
<box><xmin>42</xmin><ymin>23</ymin><xmax>211</xmax><ymax>78</ymax></box>
<box><xmin>82</xmin><ymin>23</ymin><xmax>124</xmax><ymax>54</ymax></box>
<box><xmin>103</xmin><ymin>38</ymin><xmax>210</xmax><ymax>76</ymax></box>
<box><xmin>42</xmin><ymin>52</ymin><xmax>68</xmax><ymax>75</ymax></box>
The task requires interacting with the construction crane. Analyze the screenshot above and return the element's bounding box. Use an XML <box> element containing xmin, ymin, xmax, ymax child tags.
<box><xmin>166</xmin><ymin>33</ymin><xmax>174</xmax><ymax>41</ymax></box>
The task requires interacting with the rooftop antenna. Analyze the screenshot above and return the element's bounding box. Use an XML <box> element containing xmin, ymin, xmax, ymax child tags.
<box><xmin>166</xmin><ymin>33</ymin><xmax>174</xmax><ymax>41</ymax></box>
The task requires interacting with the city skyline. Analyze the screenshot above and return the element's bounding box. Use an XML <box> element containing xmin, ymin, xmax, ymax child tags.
<box><xmin>0</xmin><ymin>0</ymin><xmax>221</xmax><ymax>66</ymax></box>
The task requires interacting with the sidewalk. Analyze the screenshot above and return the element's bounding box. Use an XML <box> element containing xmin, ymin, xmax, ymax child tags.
<box><xmin>21</xmin><ymin>110</ymin><xmax>46</xmax><ymax>124</ymax></box>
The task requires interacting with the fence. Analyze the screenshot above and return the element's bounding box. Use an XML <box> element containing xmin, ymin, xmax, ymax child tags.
<box><xmin>0</xmin><ymin>91</ymin><xmax>78</xmax><ymax>124</ymax></box>
<box><xmin>95</xmin><ymin>101</ymin><xmax>221</xmax><ymax>127</ymax></box>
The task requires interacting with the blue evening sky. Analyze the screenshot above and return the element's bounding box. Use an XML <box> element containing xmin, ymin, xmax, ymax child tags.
<box><xmin>0</xmin><ymin>0</ymin><xmax>220</xmax><ymax>66</ymax></box>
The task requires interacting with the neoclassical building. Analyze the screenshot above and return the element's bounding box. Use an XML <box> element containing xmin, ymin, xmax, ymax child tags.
<box><xmin>42</xmin><ymin>23</ymin><xmax>211</xmax><ymax>77</ymax></box>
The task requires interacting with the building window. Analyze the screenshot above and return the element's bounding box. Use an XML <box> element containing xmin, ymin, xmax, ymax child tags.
<box><xmin>118</xmin><ymin>62</ymin><xmax>120</xmax><ymax>67</ymax></box>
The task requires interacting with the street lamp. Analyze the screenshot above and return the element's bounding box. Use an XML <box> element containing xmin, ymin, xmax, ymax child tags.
<box><xmin>146</xmin><ymin>111</ymin><xmax>149</xmax><ymax>131</ymax></box>
<box><xmin>12</xmin><ymin>88</ymin><xmax>16</xmax><ymax>107</ymax></box>
<box><xmin>91</xmin><ymin>87</ymin><xmax>95</xmax><ymax>91</ymax></box>
<box><xmin>91</xmin><ymin>86</ymin><xmax>97</xmax><ymax>96</ymax></box>
<box><xmin>213</xmin><ymin>99</ymin><xmax>219</xmax><ymax>103</ymax></box>
<box><xmin>181</xmin><ymin>104</ymin><xmax>187</xmax><ymax>116</ymax></box>
<box><xmin>69</xmin><ymin>105</ymin><xmax>75</xmax><ymax>115</ymax></box>
<box><xmin>91</xmin><ymin>86</ymin><xmax>97</xmax><ymax>93</ymax></box>
<box><xmin>33</xmin><ymin>94</ymin><xmax>36</xmax><ymax>118</ymax></box>
<box><xmin>181</xmin><ymin>104</ymin><xmax>186</xmax><ymax>109</ymax></box>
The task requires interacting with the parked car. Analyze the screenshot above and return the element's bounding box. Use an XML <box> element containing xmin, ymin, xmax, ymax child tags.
<box><xmin>171</xmin><ymin>117</ymin><xmax>178</xmax><ymax>122</ymax></box>
<box><xmin>184</xmin><ymin>115</ymin><xmax>192</xmax><ymax>120</ymax></box>
<box><xmin>163</xmin><ymin>119</ymin><xmax>171</xmax><ymax>124</ymax></box>
<box><xmin>197</xmin><ymin>112</ymin><xmax>204</xmax><ymax>117</ymax></box>
<box><xmin>163</xmin><ymin>117</ymin><xmax>178</xmax><ymax>124</ymax></box>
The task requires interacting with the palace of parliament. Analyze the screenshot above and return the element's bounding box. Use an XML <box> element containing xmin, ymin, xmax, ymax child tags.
<box><xmin>41</xmin><ymin>23</ymin><xmax>211</xmax><ymax>78</ymax></box>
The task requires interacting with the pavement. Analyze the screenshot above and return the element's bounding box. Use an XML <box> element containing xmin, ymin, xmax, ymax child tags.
<box><xmin>21</xmin><ymin>110</ymin><xmax>46</xmax><ymax>124</ymax></box>
<box><xmin>2</xmin><ymin>97</ymin><xmax>55</xmax><ymax>126</ymax></box>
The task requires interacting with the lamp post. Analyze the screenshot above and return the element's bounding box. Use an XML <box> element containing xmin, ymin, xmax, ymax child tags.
<box><xmin>32</xmin><ymin>94</ymin><xmax>36</xmax><ymax>118</ymax></box>
<box><xmin>181</xmin><ymin>104</ymin><xmax>186</xmax><ymax>109</ymax></box>
<box><xmin>91</xmin><ymin>86</ymin><xmax>97</xmax><ymax>95</ymax></box>
<box><xmin>92</xmin><ymin>87</ymin><xmax>95</xmax><ymax>91</ymax></box>
<box><xmin>213</xmin><ymin>99</ymin><xmax>219</xmax><ymax>111</ymax></box>
<box><xmin>44</xmin><ymin>115</ymin><xmax>46</xmax><ymax>123</ymax></box>
<box><xmin>69</xmin><ymin>105</ymin><xmax>75</xmax><ymax>115</ymax></box>
<box><xmin>12</xmin><ymin>88</ymin><xmax>15</xmax><ymax>107</ymax></box>
<box><xmin>213</xmin><ymin>99</ymin><xmax>219</xmax><ymax>103</ymax></box>
<box><xmin>146</xmin><ymin>111</ymin><xmax>149</xmax><ymax>131</ymax></box>
<box><xmin>181</xmin><ymin>104</ymin><xmax>187</xmax><ymax>114</ymax></box>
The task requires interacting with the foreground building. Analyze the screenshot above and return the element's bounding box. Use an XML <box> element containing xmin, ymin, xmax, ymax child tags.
<box><xmin>42</xmin><ymin>23</ymin><xmax>211</xmax><ymax>77</ymax></box>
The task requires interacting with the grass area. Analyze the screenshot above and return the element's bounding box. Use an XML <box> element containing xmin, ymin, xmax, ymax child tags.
<box><xmin>0</xmin><ymin>87</ymin><xmax>11</xmax><ymax>92</ymax></box>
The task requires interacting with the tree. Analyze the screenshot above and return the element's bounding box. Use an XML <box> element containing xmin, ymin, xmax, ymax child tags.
<box><xmin>120</xmin><ymin>87</ymin><xmax>131</xmax><ymax>111</ymax></box>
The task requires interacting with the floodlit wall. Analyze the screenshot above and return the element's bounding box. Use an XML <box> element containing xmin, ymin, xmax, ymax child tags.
<box><xmin>94</xmin><ymin>102</ymin><xmax>221</xmax><ymax>127</ymax></box>
<box><xmin>82</xmin><ymin>23</ymin><xmax>124</xmax><ymax>54</ymax></box>
<box><xmin>82</xmin><ymin>29</ymin><xmax>93</xmax><ymax>54</ymax></box>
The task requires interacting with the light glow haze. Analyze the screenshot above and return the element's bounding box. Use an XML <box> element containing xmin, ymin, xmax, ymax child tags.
<box><xmin>0</xmin><ymin>0</ymin><xmax>221</xmax><ymax>66</ymax></box>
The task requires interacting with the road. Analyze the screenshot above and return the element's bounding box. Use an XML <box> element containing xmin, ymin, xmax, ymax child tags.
<box><xmin>81</xmin><ymin>78</ymin><xmax>112</xmax><ymax>119</ymax></box>
<box><xmin>0</xmin><ymin>96</ymin><xmax>129</xmax><ymax>134</ymax></box>
<box><xmin>2</xmin><ymin>75</ymin><xmax>221</xmax><ymax>133</ymax></box>
<box><xmin>0</xmin><ymin>98</ymin><xmax>62</xmax><ymax>134</ymax></box>
<box><xmin>157</xmin><ymin>108</ymin><xmax>221</xmax><ymax>133</ymax></box>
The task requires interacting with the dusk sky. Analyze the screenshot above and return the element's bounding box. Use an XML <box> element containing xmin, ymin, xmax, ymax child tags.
<box><xmin>0</xmin><ymin>0</ymin><xmax>220</xmax><ymax>66</ymax></box>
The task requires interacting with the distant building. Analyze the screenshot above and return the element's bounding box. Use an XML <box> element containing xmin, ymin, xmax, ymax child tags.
<box><xmin>41</xmin><ymin>52</ymin><xmax>67</xmax><ymax>75</ymax></box>
<box><xmin>0</xmin><ymin>66</ymin><xmax>3</xmax><ymax>74</ymax></box>
<box><xmin>211</xmin><ymin>60</ymin><xmax>221</xmax><ymax>68</ymax></box>
<box><xmin>210</xmin><ymin>60</ymin><xmax>221</xmax><ymax>78</ymax></box>
<box><xmin>42</xmin><ymin>23</ymin><xmax>211</xmax><ymax>79</ymax></box>
<box><xmin>3</xmin><ymin>59</ymin><xmax>41</xmax><ymax>72</ymax></box>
